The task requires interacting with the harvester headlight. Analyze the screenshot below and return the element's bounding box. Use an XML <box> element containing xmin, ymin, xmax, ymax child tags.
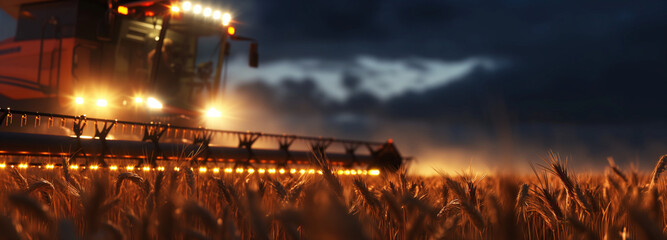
<box><xmin>147</xmin><ymin>97</ymin><xmax>163</xmax><ymax>109</ymax></box>
<box><xmin>193</xmin><ymin>4</ymin><xmax>202</xmax><ymax>14</ymax></box>
<box><xmin>222</xmin><ymin>13</ymin><xmax>232</xmax><ymax>26</ymax></box>
<box><xmin>171</xmin><ymin>5</ymin><xmax>180</xmax><ymax>13</ymax></box>
<box><xmin>203</xmin><ymin>7</ymin><xmax>212</xmax><ymax>17</ymax></box>
<box><xmin>135</xmin><ymin>97</ymin><xmax>143</xmax><ymax>103</ymax></box>
<box><xmin>206</xmin><ymin>107</ymin><xmax>222</xmax><ymax>118</ymax></box>
<box><xmin>213</xmin><ymin>10</ymin><xmax>221</xmax><ymax>19</ymax></box>
<box><xmin>182</xmin><ymin>1</ymin><xmax>191</xmax><ymax>11</ymax></box>
<box><xmin>96</xmin><ymin>99</ymin><xmax>108</xmax><ymax>107</ymax></box>
<box><xmin>75</xmin><ymin>97</ymin><xmax>84</xmax><ymax>105</ymax></box>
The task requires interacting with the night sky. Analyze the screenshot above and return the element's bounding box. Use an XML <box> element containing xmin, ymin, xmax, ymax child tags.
<box><xmin>1</xmin><ymin>1</ymin><xmax>666</xmax><ymax>173</ymax></box>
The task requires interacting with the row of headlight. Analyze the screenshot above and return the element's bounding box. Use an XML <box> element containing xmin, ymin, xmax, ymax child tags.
<box><xmin>73</xmin><ymin>96</ymin><xmax>226</xmax><ymax>119</ymax></box>
<box><xmin>74</xmin><ymin>96</ymin><xmax>163</xmax><ymax>109</ymax></box>
<box><xmin>2</xmin><ymin>163</ymin><xmax>381</xmax><ymax>176</ymax></box>
<box><xmin>172</xmin><ymin>1</ymin><xmax>232</xmax><ymax>26</ymax></box>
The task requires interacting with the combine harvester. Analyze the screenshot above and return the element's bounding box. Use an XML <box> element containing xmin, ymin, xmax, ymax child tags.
<box><xmin>0</xmin><ymin>0</ymin><xmax>404</xmax><ymax>174</ymax></box>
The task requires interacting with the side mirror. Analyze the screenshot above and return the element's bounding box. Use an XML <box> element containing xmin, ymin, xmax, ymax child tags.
<box><xmin>249</xmin><ymin>42</ymin><xmax>258</xmax><ymax>68</ymax></box>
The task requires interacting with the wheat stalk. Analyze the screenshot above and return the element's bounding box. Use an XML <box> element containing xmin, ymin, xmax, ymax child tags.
<box><xmin>648</xmin><ymin>154</ymin><xmax>667</xmax><ymax>191</ymax></box>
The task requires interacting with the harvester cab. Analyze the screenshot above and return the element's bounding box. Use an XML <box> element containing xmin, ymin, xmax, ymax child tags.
<box><xmin>0</xmin><ymin>0</ymin><xmax>254</xmax><ymax>122</ymax></box>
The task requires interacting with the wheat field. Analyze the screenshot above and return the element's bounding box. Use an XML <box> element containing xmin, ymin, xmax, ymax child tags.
<box><xmin>0</xmin><ymin>153</ymin><xmax>665</xmax><ymax>239</ymax></box>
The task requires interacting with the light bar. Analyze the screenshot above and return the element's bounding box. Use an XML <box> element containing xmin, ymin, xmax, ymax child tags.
<box><xmin>0</xmin><ymin>163</ymin><xmax>381</xmax><ymax>176</ymax></box>
<box><xmin>177</xmin><ymin>2</ymin><xmax>232</xmax><ymax>28</ymax></box>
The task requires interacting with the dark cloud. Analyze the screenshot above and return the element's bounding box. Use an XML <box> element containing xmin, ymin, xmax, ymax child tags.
<box><xmin>341</xmin><ymin>91</ymin><xmax>381</xmax><ymax>115</ymax></box>
<box><xmin>241</xmin><ymin>0</ymin><xmax>667</xmax><ymax>61</ymax></box>
<box><xmin>340</xmin><ymin>71</ymin><xmax>361</xmax><ymax>92</ymax></box>
<box><xmin>256</xmin><ymin>0</ymin><xmax>387</xmax><ymax>42</ymax></box>
<box><xmin>278</xmin><ymin>77</ymin><xmax>331</xmax><ymax>114</ymax></box>
<box><xmin>385</xmin><ymin>56</ymin><xmax>667</xmax><ymax>124</ymax></box>
<box><xmin>232</xmin><ymin>0</ymin><xmax>667</xmax><ymax>124</ymax></box>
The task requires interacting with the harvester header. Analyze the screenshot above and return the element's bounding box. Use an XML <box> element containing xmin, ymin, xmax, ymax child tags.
<box><xmin>0</xmin><ymin>108</ymin><xmax>405</xmax><ymax>174</ymax></box>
